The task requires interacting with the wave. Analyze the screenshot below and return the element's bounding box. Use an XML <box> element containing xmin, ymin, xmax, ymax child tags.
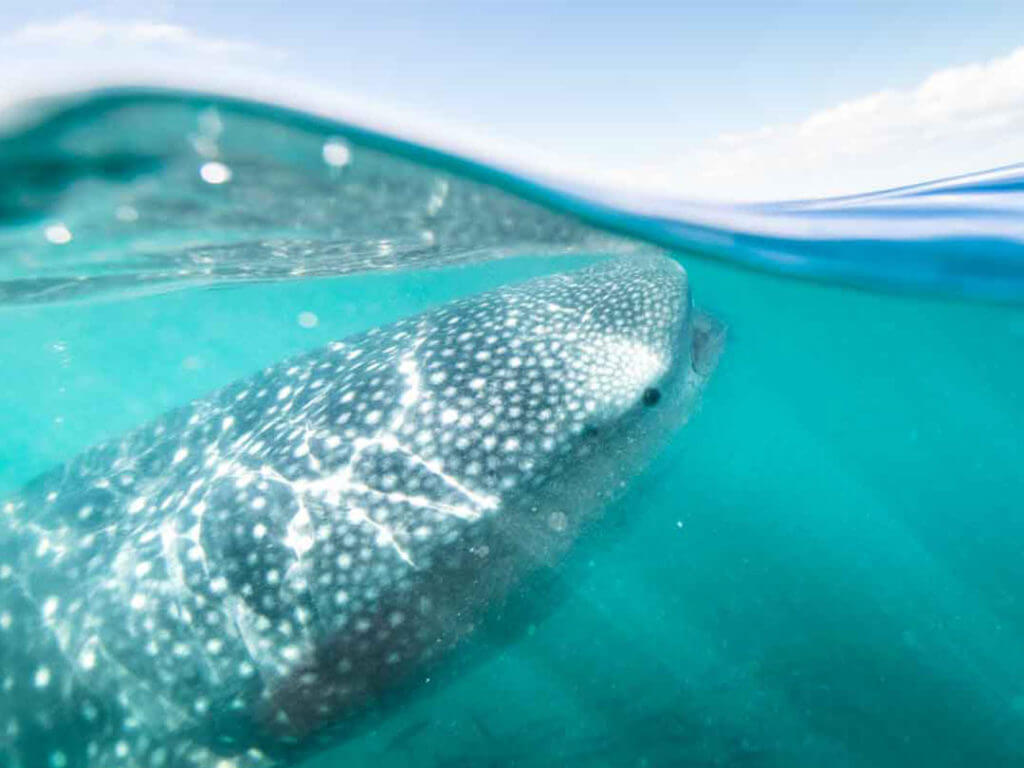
<box><xmin>2</xmin><ymin>87</ymin><xmax>1022</xmax><ymax>304</ymax></box>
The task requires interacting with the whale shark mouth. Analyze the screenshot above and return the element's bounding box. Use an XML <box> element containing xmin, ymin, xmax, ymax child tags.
<box><xmin>690</xmin><ymin>310</ymin><xmax>727</xmax><ymax>379</ymax></box>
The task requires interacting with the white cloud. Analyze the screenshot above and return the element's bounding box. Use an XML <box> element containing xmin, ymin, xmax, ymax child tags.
<box><xmin>1</xmin><ymin>16</ymin><xmax>1022</xmax><ymax>206</ymax></box>
<box><xmin>4</xmin><ymin>14</ymin><xmax>267</xmax><ymax>57</ymax></box>
<box><xmin>0</xmin><ymin>14</ymin><xmax>297</xmax><ymax>127</ymax></box>
<box><xmin>629</xmin><ymin>46</ymin><xmax>1024</xmax><ymax>201</ymax></box>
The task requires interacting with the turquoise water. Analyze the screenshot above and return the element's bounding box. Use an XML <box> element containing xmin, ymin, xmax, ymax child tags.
<box><xmin>2</xmin><ymin>90</ymin><xmax>1024</xmax><ymax>767</ymax></box>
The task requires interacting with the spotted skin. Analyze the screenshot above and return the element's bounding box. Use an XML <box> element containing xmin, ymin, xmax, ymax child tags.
<box><xmin>0</xmin><ymin>256</ymin><xmax>722</xmax><ymax>768</ymax></box>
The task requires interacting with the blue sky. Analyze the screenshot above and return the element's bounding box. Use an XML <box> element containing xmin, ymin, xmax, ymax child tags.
<box><xmin>3</xmin><ymin>2</ymin><xmax>1024</xmax><ymax>199</ymax></box>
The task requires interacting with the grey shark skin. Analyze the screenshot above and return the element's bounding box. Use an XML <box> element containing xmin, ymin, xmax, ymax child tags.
<box><xmin>0</xmin><ymin>256</ymin><xmax>722</xmax><ymax>768</ymax></box>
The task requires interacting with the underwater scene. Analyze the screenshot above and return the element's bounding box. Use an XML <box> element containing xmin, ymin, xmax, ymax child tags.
<box><xmin>1</xmin><ymin>91</ymin><xmax>1023</xmax><ymax>768</ymax></box>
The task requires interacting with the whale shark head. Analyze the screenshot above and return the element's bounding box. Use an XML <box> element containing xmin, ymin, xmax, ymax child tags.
<box><xmin>472</xmin><ymin>255</ymin><xmax>723</xmax><ymax>549</ymax></box>
<box><xmin>250</xmin><ymin>254</ymin><xmax>725</xmax><ymax>748</ymax></box>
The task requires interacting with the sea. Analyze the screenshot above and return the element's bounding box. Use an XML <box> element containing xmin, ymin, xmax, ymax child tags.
<box><xmin>1</xmin><ymin>89</ymin><xmax>1023</xmax><ymax>767</ymax></box>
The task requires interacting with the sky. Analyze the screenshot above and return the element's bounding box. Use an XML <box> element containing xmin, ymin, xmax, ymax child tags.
<box><xmin>2</xmin><ymin>1</ymin><xmax>1024</xmax><ymax>200</ymax></box>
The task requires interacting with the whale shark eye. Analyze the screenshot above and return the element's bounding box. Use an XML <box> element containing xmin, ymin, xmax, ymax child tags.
<box><xmin>641</xmin><ymin>387</ymin><xmax>662</xmax><ymax>407</ymax></box>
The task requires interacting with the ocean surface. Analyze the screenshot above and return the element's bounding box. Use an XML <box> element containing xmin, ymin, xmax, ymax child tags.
<box><xmin>2</xmin><ymin>89</ymin><xmax>1024</xmax><ymax>767</ymax></box>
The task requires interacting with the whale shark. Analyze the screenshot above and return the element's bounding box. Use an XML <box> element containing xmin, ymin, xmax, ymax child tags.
<box><xmin>0</xmin><ymin>255</ymin><xmax>722</xmax><ymax>768</ymax></box>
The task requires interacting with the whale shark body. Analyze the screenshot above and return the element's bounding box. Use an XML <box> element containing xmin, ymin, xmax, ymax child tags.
<box><xmin>0</xmin><ymin>256</ymin><xmax>722</xmax><ymax>768</ymax></box>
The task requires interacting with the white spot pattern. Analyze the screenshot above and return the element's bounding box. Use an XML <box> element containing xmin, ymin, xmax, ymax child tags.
<box><xmin>0</xmin><ymin>257</ymin><xmax>717</xmax><ymax>768</ymax></box>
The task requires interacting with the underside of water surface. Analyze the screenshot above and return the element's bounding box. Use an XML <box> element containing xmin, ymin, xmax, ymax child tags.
<box><xmin>1</xmin><ymin>88</ymin><xmax>1024</xmax><ymax>768</ymax></box>
<box><xmin>5</xmin><ymin>87</ymin><xmax>1024</xmax><ymax>303</ymax></box>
